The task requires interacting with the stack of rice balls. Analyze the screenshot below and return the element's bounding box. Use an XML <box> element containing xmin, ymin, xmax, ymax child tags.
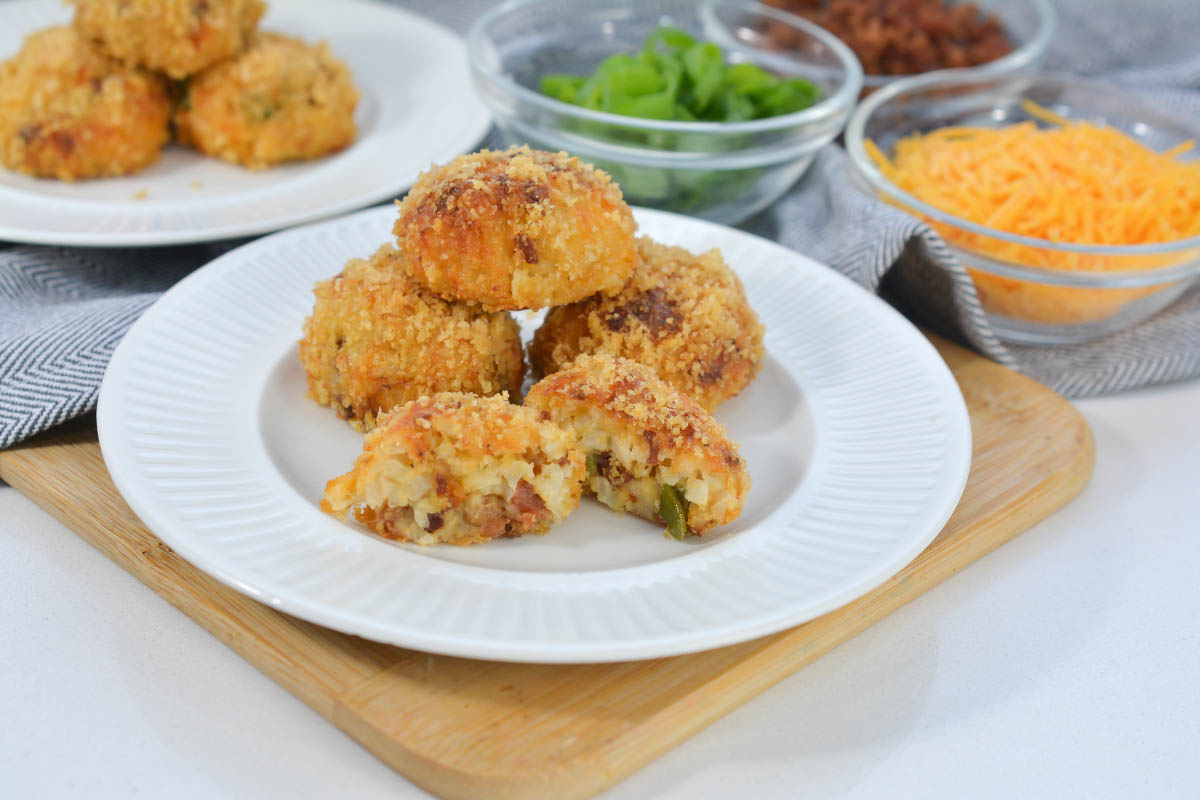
<box><xmin>0</xmin><ymin>0</ymin><xmax>357</xmax><ymax>181</ymax></box>
<box><xmin>304</xmin><ymin>146</ymin><xmax>766</xmax><ymax>546</ymax></box>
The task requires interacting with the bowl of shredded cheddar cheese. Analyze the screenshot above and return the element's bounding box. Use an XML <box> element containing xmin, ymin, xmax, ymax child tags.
<box><xmin>845</xmin><ymin>71</ymin><xmax>1200</xmax><ymax>344</ymax></box>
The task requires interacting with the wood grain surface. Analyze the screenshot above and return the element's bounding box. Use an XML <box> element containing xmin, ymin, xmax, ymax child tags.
<box><xmin>0</xmin><ymin>336</ymin><xmax>1094</xmax><ymax>800</ymax></box>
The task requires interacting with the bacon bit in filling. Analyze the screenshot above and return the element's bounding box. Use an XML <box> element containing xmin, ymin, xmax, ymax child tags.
<box><xmin>592</xmin><ymin>451</ymin><xmax>632</xmax><ymax>485</ymax></box>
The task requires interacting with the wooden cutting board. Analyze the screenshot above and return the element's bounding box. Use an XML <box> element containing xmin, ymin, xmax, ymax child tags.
<box><xmin>0</xmin><ymin>336</ymin><xmax>1093</xmax><ymax>800</ymax></box>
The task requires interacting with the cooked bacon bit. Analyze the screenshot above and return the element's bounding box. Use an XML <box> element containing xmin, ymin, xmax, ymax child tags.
<box><xmin>514</xmin><ymin>233</ymin><xmax>539</xmax><ymax>264</ymax></box>
<box><xmin>370</xmin><ymin>505</ymin><xmax>415</xmax><ymax>540</ymax></box>
<box><xmin>643</xmin><ymin>431</ymin><xmax>662</xmax><ymax>465</ymax></box>
<box><xmin>510</xmin><ymin>479</ymin><xmax>546</xmax><ymax>515</ymax></box>
<box><xmin>425</xmin><ymin>512</ymin><xmax>444</xmax><ymax>532</ymax></box>
<box><xmin>593</xmin><ymin>451</ymin><xmax>632</xmax><ymax>485</ymax></box>
<box><xmin>464</xmin><ymin>499</ymin><xmax>509</xmax><ymax>538</ymax></box>
<box><xmin>766</xmin><ymin>0</ymin><xmax>1012</xmax><ymax>77</ymax></box>
<box><xmin>49</xmin><ymin>131</ymin><xmax>75</xmax><ymax>156</ymax></box>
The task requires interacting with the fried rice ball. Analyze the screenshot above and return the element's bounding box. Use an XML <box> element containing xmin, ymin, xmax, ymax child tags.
<box><xmin>393</xmin><ymin>146</ymin><xmax>639</xmax><ymax>311</ymax></box>
<box><xmin>298</xmin><ymin>243</ymin><xmax>525</xmax><ymax>432</ymax></box>
<box><xmin>322</xmin><ymin>393</ymin><xmax>586</xmax><ymax>546</ymax></box>
<box><xmin>529</xmin><ymin>237</ymin><xmax>765</xmax><ymax>411</ymax></box>
<box><xmin>70</xmin><ymin>0</ymin><xmax>265</xmax><ymax>79</ymax></box>
<box><xmin>0</xmin><ymin>26</ymin><xmax>170</xmax><ymax>180</ymax></box>
<box><xmin>174</xmin><ymin>32</ymin><xmax>358</xmax><ymax>169</ymax></box>
<box><xmin>525</xmin><ymin>354</ymin><xmax>750</xmax><ymax>538</ymax></box>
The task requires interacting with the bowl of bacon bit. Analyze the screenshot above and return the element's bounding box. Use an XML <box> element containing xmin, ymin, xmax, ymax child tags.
<box><xmin>845</xmin><ymin>71</ymin><xmax>1200</xmax><ymax>344</ymax></box>
<box><xmin>763</xmin><ymin>0</ymin><xmax>1055</xmax><ymax>92</ymax></box>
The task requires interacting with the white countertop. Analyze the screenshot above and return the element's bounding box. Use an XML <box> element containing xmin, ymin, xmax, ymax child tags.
<box><xmin>3</xmin><ymin>378</ymin><xmax>1199</xmax><ymax>799</ymax></box>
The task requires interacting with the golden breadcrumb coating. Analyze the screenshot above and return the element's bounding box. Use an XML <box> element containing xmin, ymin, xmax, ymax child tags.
<box><xmin>175</xmin><ymin>32</ymin><xmax>358</xmax><ymax>169</ymax></box>
<box><xmin>70</xmin><ymin>0</ymin><xmax>265</xmax><ymax>79</ymax></box>
<box><xmin>530</xmin><ymin>237</ymin><xmax>765</xmax><ymax>411</ymax></box>
<box><xmin>298</xmin><ymin>243</ymin><xmax>525</xmax><ymax>431</ymax></box>
<box><xmin>393</xmin><ymin>146</ymin><xmax>639</xmax><ymax>311</ymax></box>
<box><xmin>322</xmin><ymin>393</ymin><xmax>586</xmax><ymax>546</ymax></box>
<box><xmin>0</xmin><ymin>26</ymin><xmax>170</xmax><ymax>181</ymax></box>
<box><xmin>525</xmin><ymin>354</ymin><xmax>749</xmax><ymax>537</ymax></box>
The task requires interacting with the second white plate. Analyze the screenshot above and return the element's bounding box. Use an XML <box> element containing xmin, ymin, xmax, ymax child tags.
<box><xmin>98</xmin><ymin>206</ymin><xmax>972</xmax><ymax>662</ymax></box>
<box><xmin>0</xmin><ymin>0</ymin><xmax>491</xmax><ymax>246</ymax></box>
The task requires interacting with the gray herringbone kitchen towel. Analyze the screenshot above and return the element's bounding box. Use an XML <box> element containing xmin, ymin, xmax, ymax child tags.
<box><xmin>2</xmin><ymin>0</ymin><xmax>1199</xmax><ymax>449</ymax></box>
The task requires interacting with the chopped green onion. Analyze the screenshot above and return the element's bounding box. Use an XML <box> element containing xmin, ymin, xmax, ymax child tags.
<box><xmin>538</xmin><ymin>25</ymin><xmax>821</xmax><ymax>123</ymax></box>
<box><xmin>659</xmin><ymin>484</ymin><xmax>689</xmax><ymax>541</ymax></box>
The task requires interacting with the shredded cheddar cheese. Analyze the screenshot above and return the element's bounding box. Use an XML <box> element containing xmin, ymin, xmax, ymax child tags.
<box><xmin>865</xmin><ymin>103</ymin><xmax>1200</xmax><ymax>324</ymax></box>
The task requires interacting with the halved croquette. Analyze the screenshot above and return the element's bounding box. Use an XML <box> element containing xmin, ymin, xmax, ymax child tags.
<box><xmin>321</xmin><ymin>393</ymin><xmax>586</xmax><ymax>545</ymax></box>
<box><xmin>524</xmin><ymin>354</ymin><xmax>750</xmax><ymax>539</ymax></box>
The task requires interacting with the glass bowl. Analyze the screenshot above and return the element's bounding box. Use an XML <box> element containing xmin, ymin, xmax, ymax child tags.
<box><xmin>864</xmin><ymin>0</ymin><xmax>1056</xmax><ymax>92</ymax></box>
<box><xmin>468</xmin><ymin>0</ymin><xmax>863</xmax><ymax>225</ymax></box>
<box><xmin>845</xmin><ymin>71</ymin><xmax>1200</xmax><ymax>345</ymax></box>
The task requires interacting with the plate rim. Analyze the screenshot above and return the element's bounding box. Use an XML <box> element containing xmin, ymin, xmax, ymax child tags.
<box><xmin>0</xmin><ymin>0</ymin><xmax>492</xmax><ymax>247</ymax></box>
<box><xmin>98</xmin><ymin>205</ymin><xmax>972</xmax><ymax>663</ymax></box>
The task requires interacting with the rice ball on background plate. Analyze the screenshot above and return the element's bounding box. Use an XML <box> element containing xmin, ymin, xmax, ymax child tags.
<box><xmin>70</xmin><ymin>0</ymin><xmax>265</xmax><ymax>79</ymax></box>
<box><xmin>298</xmin><ymin>243</ymin><xmax>525</xmax><ymax>432</ymax></box>
<box><xmin>525</xmin><ymin>354</ymin><xmax>751</xmax><ymax>539</ymax></box>
<box><xmin>0</xmin><ymin>26</ymin><xmax>170</xmax><ymax>180</ymax></box>
<box><xmin>530</xmin><ymin>237</ymin><xmax>765</xmax><ymax>411</ymax></box>
<box><xmin>393</xmin><ymin>146</ymin><xmax>639</xmax><ymax>311</ymax></box>
<box><xmin>322</xmin><ymin>393</ymin><xmax>586</xmax><ymax>546</ymax></box>
<box><xmin>174</xmin><ymin>32</ymin><xmax>358</xmax><ymax>169</ymax></box>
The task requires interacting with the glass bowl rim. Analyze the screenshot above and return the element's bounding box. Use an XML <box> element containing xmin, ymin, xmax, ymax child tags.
<box><xmin>844</xmin><ymin>69</ymin><xmax>1200</xmax><ymax>284</ymax></box>
<box><xmin>466</xmin><ymin>0</ymin><xmax>865</xmax><ymax>137</ymax></box>
<box><xmin>859</xmin><ymin>0</ymin><xmax>1057</xmax><ymax>88</ymax></box>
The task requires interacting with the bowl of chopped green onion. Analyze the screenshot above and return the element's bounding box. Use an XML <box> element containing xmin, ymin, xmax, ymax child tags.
<box><xmin>467</xmin><ymin>0</ymin><xmax>862</xmax><ymax>224</ymax></box>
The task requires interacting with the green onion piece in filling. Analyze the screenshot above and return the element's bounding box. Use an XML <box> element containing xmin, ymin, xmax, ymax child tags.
<box><xmin>659</xmin><ymin>484</ymin><xmax>689</xmax><ymax>541</ymax></box>
<box><xmin>585</xmin><ymin>452</ymin><xmax>598</xmax><ymax>478</ymax></box>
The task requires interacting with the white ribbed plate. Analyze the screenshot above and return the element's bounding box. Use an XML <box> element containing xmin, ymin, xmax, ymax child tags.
<box><xmin>0</xmin><ymin>0</ymin><xmax>490</xmax><ymax>247</ymax></box>
<box><xmin>98</xmin><ymin>206</ymin><xmax>971</xmax><ymax>663</ymax></box>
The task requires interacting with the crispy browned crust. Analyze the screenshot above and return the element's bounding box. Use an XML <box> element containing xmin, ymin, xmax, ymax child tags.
<box><xmin>529</xmin><ymin>237</ymin><xmax>765</xmax><ymax>411</ymax></box>
<box><xmin>174</xmin><ymin>32</ymin><xmax>358</xmax><ymax>169</ymax></box>
<box><xmin>392</xmin><ymin>146</ymin><xmax>639</xmax><ymax>311</ymax></box>
<box><xmin>298</xmin><ymin>243</ymin><xmax>525</xmax><ymax>431</ymax></box>
<box><xmin>70</xmin><ymin>0</ymin><xmax>265</xmax><ymax>79</ymax></box>
<box><xmin>0</xmin><ymin>26</ymin><xmax>170</xmax><ymax>180</ymax></box>
<box><xmin>321</xmin><ymin>392</ymin><xmax>585</xmax><ymax>545</ymax></box>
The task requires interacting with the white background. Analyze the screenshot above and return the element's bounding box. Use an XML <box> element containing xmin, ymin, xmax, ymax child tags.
<box><xmin>3</xmin><ymin>377</ymin><xmax>1199</xmax><ymax>799</ymax></box>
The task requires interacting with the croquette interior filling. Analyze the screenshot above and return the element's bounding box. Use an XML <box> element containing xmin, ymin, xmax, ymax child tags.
<box><xmin>561</xmin><ymin>407</ymin><xmax>738</xmax><ymax>534</ymax></box>
<box><xmin>337</xmin><ymin>448</ymin><xmax>579</xmax><ymax>546</ymax></box>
